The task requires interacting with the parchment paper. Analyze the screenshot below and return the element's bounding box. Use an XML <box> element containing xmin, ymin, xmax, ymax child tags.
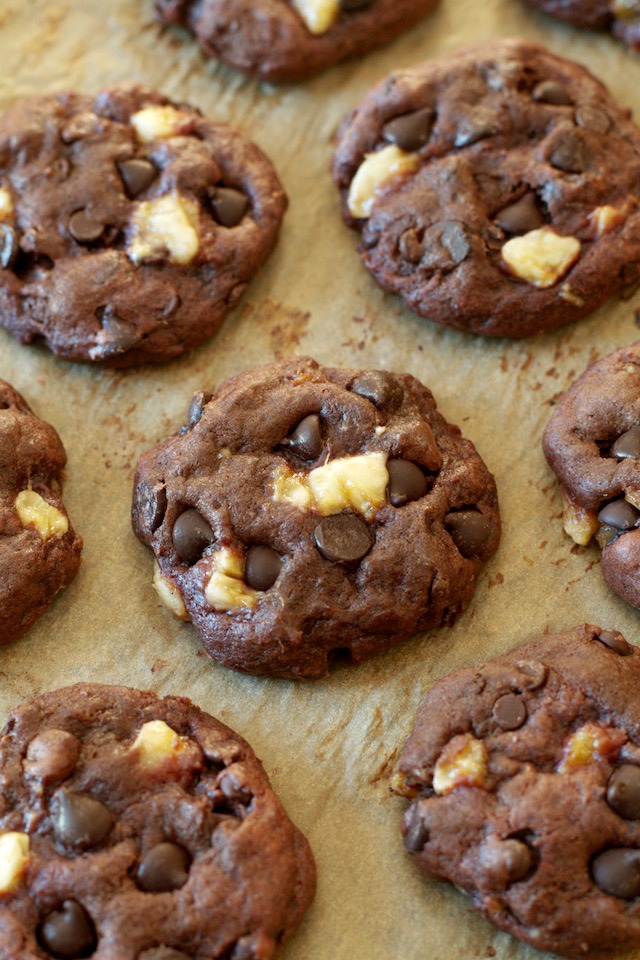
<box><xmin>2</xmin><ymin>2</ymin><xmax>640</xmax><ymax>957</ymax></box>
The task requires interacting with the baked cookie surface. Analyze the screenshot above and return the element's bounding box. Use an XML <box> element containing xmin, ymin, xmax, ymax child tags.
<box><xmin>394</xmin><ymin>624</ymin><xmax>640</xmax><ymax>958</ymax></box>
<box><xmin>332</xmin><ymin>39</ymin><xmax>640</xmax><ymax>337</ymax></box>
<box><xmin>0</xmin><ymin>85</ymin><xmax>286</xmax><ymax>366</ymax></box>
<box><xmin>543</xmin><ymin>342</ymin><xmax>640</xmax><ymax>610</ymax></box>
<box><xmin>154</xmin><ymin>0</ymin><xmax>441</xmax><ymax>83</ymax></box>
<box><xmin>132</xmin><ymin>357</ymin><xmax>500</xmax><ymax>680</ymax></box>
<box><xmin>0</xmin><ymin>380</ymin><xmax>81</xmax><ymax>644</ymax></box>
<box><xmin>0</xmin><ymin>682</ymin><xmax>315</xmax><ymax>960</ymax></box>
<box><xmin>522</xmin><ymin>0</ymin><xmax>640</xmax><ymax>53</ymax></box>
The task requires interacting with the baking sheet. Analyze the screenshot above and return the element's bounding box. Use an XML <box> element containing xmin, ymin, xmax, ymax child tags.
<box><xmin>2</xmin><ymin>1</ymin><xmax>640</xmax><ymax>957</ymax></box>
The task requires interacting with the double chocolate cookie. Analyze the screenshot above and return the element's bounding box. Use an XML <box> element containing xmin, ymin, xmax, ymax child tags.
<box><xmin>132</xmin><ymin>357</ymin><xmax>500</xmax><ymax>679</ymax></box>
<box><xmin>0</xmin><ymin>84</ymin><xmax>286</xmax><ymax>365</ymax></box>
<box><xmin>543</xmin><ymin>342</ymin><xmax>640</xmax><ymax>610</ymax></box>
<box><xmin>522</xmin><ymin>0</ymin><xmax>640</xmax><ymax>53</ymax></box>
<box><xmin>332</xmin><ymin>39</ymin><xmax>640</xmax><ymax>337</ymax></box>
<box><xmin>154</xmin><ymin>0</ymin><xmax>441</xmax><ymax>83</ymax></box>
<box><xmin>0</xmin><ymin>381</ymin><xmax>81</xmax><ymax>644</ymax></box>
<box><xmin>394</xmin><ymin>624</ymin><xmax>640</xmax><ymax>958</ymax></box>
<box><xmin>0</xmin><ymin>683</ymin><xmax>316</xmax><ymax>960</ymax></box>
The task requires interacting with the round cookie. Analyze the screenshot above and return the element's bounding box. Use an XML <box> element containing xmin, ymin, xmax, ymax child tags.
<box><xmin>332</xmin><ymin>39</ymin><xmax>640</xmax><ymax>338</ymax></box>
<box><xmin>543</xmin><ymin>341</ymin><xmax>640</xmax><ymax>609</ymax></box>
<box><xmin>394</xmin><ymin>624</ymin><xmax>640</xmax><ymax>958</ymax></box>
<box><xmin>154</xmin><ymin>0</ymin><xmax>441</xmax><ymax>84</ymax></box>
<box><xmin>0</xmin><ymin>682</ymin><xmax>316</xmax><ymax>960</ymax></box>
<box><xmin>0</xmin><ymin>84</ymin><xmax>286</xmax><ymax>366</ymax></box>
<box><xmin>132</xmin><ymin>356</ymin><xmax>500</xmax><ymax>680</ymax></box>
<box><xmin>522</xmin><ymin>0</ymin><xmax>640</xmax><ymax>54</ymax></box>
<box><xmin>0</xmin><ymin>380</ymin><xmax>82</xmax><ymax>644</ymax></box>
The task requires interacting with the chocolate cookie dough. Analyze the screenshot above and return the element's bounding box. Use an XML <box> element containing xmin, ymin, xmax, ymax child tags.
<box><xmin>394</xmin><ymin>624</ymin><xmax>640</xmax><ymax>958</ymax></box>
<box><xmin>0</xmin><ymin>380</ymin><xmax>81</xmax><ymax>644</ymax></box>
<box><xmin>132</xmin><ymin>357</ymin><xmax>500</xmax><ymax>680</ymax></box>
<box><xmin>522</xmin><ymin>0</ymin><xmax>640</xmax><ymax>53</ymax></box>
<box><xmin>154</xmin><ymin>0</ymin><xmax>441</xmax><ymax>83</ymax></box>
<box><xmin>0</xmin><ymin>683</ymin><xmax>316</xmax><ymax>960</ymax></box>
<box><xmin>332</xmin><ymin>39</ymin><xmax>640</xmax><ymax>337</ymax></box>
<box><xmin>543</xmin><ymin>341</ymin><xmax>640</xmax><ymax>610</ymax></box>
<box><xmin>0</xmin><ymin>84</ymin><xmax>286</xmax><ymax>366</ymax></box>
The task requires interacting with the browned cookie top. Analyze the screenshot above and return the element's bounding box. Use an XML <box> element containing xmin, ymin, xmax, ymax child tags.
<box><xmin>395</xmin><ymin>624</ymin><xmax>640</xmax><ymax>958</ymax></box>
<box><xmin>132</xmin><ymin>357</ymin><xmax>500</xmax><ymax>680</ymax></box>
<box><xmin>0</xmin><ymin>683</ymin><xmax>315</xmax><ymax>960</ymax></box>
<box><xmin>0</xmin><ymin>380</ymin><xmax>81</xmax><ymax>644</ymax></box>
<box><xmin>155</xmin><ymin>0</ymin><xmax>441</xmax><ymax>83</ymax></box>
<box><xmin>543</xmin><ymin>342</ymin><xmax>640</xmax><ymax>610</ymax></box>
<box><xmin>522</xmin><ymin>0</ymin><xmax>640</xmax><ymax>53</ymax></box>
<box><xmin>332</xmin><ymin>39</ymin><xmax>640</xmax><ymax>338</ymax></box>
<box><xmin>0</xmin><ymin>84</ymin><xmax>286</xmax><ymax>366</ymax></box>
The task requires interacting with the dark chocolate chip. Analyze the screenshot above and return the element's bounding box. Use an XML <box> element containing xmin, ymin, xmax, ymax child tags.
<box><xmin>532</xmin><ymin>80</ymin><xmax>573</xmax><ymax>106</ymax></box>
<box><xmin>575</xmin><ymin>105</ymin><xmax>611</xmax><ymax>134</ymax></box>
<box><xmin>145</xmin><ymin>484</ymin><xmax>167</xmax><ymax>535</ymax></box>
<box><xmin>37</xmin><ymin>901</ymin><xmax>97</xmax><ymax>959</ymax></box>
<box><xmin>592</xmin><ymin>848</ymin><xmax>640</xmax><ymax>899</ymax></box>
<box><xmin>438</xmin><ymin>221</ymin><xmax>470</xmax><ymax>263</ymax></box>
<box><xmin>382</xmin><ymin>107</ymin><xmax>434</xmax><ymax>152</ymax></box>
<box><xmin>136</xmin><ymin>842</ymin><xmax>191</xmax><ymax>893</ymax></box>
<box><xmin>444</xmin><ymin>511</ymin><xmax>492</xmax><ymax>558</ymax></box>
<box><xmin>598</xmin><ymin>499</ymin><xmax>640</xmax><ymax>530</ymax></box>
<box><xmin>514</xmin><ymin>660</ymin><xmax>547</xmax><ymax>691</ymax></box>
<box><xmin>454</xmin><ymin>109</ymin><xmax>499</xmax><ymax>148</ymax></box>
<box><xmin>492</xmin><ymin>694</ymin><xmax>527</xmax><ymax>731</ymax></box>
<box><xmin>480</xmin><ymin>837</ymin><xmax>533</xmax><ymax>888</ymax></box>
<box><xmin>61</xmin><ymin>113</ymin><xmax>100</xmax><ymax>143</ymax></box>
<box><xmin>53</xmin><ymin>790</ymin><xmax>113</xmax><ymax>850</ymax></box>
<box><xmin>612</xmin><ymin>426</ymin><xmax>640</xmax><ymax>460</ymax></box>
<box><xmin>245</xmin><ymin>545</ymin><xmax>283</xmax><ymax>591</ymax></box>
<box><xmin>421</xmin><ymin>221</ymin><xmax>470</xmax><ymax>270</ymax></box>
<box><xmin>404</xmin><ymin>806</ymin><xmax>429</xmax><ymax>853</ymax></box>
<box><xmin>172</xmin><ymin>509</ymin><xmax>215</xmax><ymax>564</ymax></box>
<box><xmin>549</xmin><ymin>131</ymin><xmax>588</xmax><ymax>173</ymax></box>
<box><xmin>350</xmin><ymin>371</ymin><xmax>404</xmax><ymax>411</ymax></box>
<box><xmin>117</xmin><ymin>158</ymin><xmax>157</xmax><ymax>198</ymax></box>
<box><xmin>24</xmin><ymin>730</ymin><xmax>81</xmax><ymax>782</ymax></box>
<box><xmin>494</xmin><ymin>193</ymin><xmax>544</xmax><ymax>234</ymax></box>
<box><xmin>210</xmin><ymin>187</ymin><xmax>248</xmax><ymax>228</ymax></box>
<box><xmin>68</xmin><ymin>210</ymin><xmax>105</xmax><ymax>243</ymax></box>
<box><xmin>597</xmin><ymin>628</ymin><xmax>633</xmax><ymax>657</ymax></box>
<box><xmin>387</xmin><ymin>459</ymin><xmax>428</xmax><ymax>507</ymax></box>
<box><xmin>284</xmin><ymin>414</ymin><xmax>324</xmax><ymax>460</ymax></box>
<box><xmin>0</xmin><ymin>224</ymin><xmax>18</xmax><ymax>270</ymax></box>
<box><xmin>187</xmin><ymin>390</ymin><xmax>213</xmax><ymax>428</ymax></box>
<box><xmin>607</xmin><ymin>766</ymin><xmax>640</xmax><ymax>820</ymax></box>
<box><xmin>314</xmin><ymin>514</ymin><xmax>373</xmax><ymax>564</ymax></box>
<box><xmin>95</xmin><ymin>308</ymin><xmax>139</xmax><ymax>356</ymax></box>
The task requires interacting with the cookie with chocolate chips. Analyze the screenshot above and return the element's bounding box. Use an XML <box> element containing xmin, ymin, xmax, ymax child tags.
<box><xmin>0</xmin><ymin>380</ymin><xmax>82</xmax><ymax>644</ymax></box>
<box><xmin>132</xmin><ymin>357</ymin><xmax>500</xmax><ymax>679</ymax></box>
<box><xmin>0</xmin><ymin>84</ymin><xmax>286</xmax><ymax>365</ymax></box>
<box><xmin>522</xmin><ymin>0</ymin><xmax>640</xmax><ymax>53</ymax></box>
<box><xmin>154</xmin><ymin>0</ymin><xmax>441</xmax><ymax>83</ymax></box>
<box><xmin>332</xmin><ymin>38</ymin><xmax>640</xmax><ymax>337</ymax></box>
<box><xmin>394</xmin><ymin>624</ymin><xmax>640</xmax><ymax>958</ymax></box>
<box><xmin>0</xmin><ymin>683</ymin><xmax>315</xmax><ymax>960</ymax></box>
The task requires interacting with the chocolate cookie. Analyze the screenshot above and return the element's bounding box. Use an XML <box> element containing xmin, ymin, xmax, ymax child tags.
<box><xmin>0</xmin><ymin>380</ymin><xmax>81</xmax><ymax>644</ymax></box>
<box><xmin>394</xmin><ymin>623</ymin><xmax>640</xmax><ymax>958</ymax></box>
<box><xmin>332</xmin><ymin>39</ymin><xmax>640</xmax><ymax>337</ymax></box>
<box><xmin>543</xmin><ymin>342</ymin><xmax>640</xmax><ymax>610</ymax></box>
<box><xmin>132</xmin><ymin>357</ymin><xmax>500</xmax><ymax>680</ymax></box>
<box><xmin>0</xmin><ymin>84</ymin><xmax>286</xmax><ymax>366</ymax></box>
<box><xmin>0</xmin><ymin>682</ymin><xmax>315</xmax><ymax>960</ymax></box>
<box><xmin>154</xmin><ymin>0</ymin><xmax>441</xmax><ymax>84</ymax></box>
<box><xmin>522</xmin><ymin>0</ymin><xmax>640</xmax><ymax>53</ymax></box>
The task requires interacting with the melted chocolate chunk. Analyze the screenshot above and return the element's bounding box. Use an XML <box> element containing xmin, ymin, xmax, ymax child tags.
<box><xmin>493</xmin><ymin>693</ymin><xmax>527</xmax><ymax>730</ymax></box>
<box><xmin>598</xmin><ymin>499</ymin><xmax>640</xmax><ymax>531</ymax></box>
<box><xmin>96</xmin><ymin>310</ymin><xmax>139</xmax><ymax>357</ymax></box>
<box><xmin>382</xmin><ymin>107</ymin><xmax>435</xmax><ymax>152</ymax></box>
<box><xmin>514</xmin><ymin>659</ymin><xmax>548</xmax><ymax>691</ymax></box>
<box><xmin>245</xmin><ymin>545</ymin><xmax>283</xmax><ymax>591</ymax></box>
<box><xmin>117</xmin><ymin>158</ymin><xmax>157</xmax><ymax>198</ymax></box>
<box><xmin>284</xmin><ymin>414</ymin><xmax>323</xmax><ymax>460</ymax></box>
<box><xmin>24</xmin><ymin>730</ymin><xmax>81</xmax><ymax>782</ymax></box>
<box><xmin>387</xmin><ymin>459</ymin><xmax>428</xmax><ymax>507</ymax></box>
<box><xmin>350</xmin><ymin>371</ymin><xmax>404</xmax><ymax>412</ymax></box>
<box><xmin>68</xmin><ymin>210</ymin><xmax>105</xmax><ymax>244</ymax></box>
<box><xmin>172</xmin><ymin>509</ymin><xmax>216</xmax><ymax>564</ymax></box>
<box><xmin>612</xmin><ymin>426</ymin><xmax>640</xmax><ymax>460</ymax></box>
<box><xmin>549</xmin><ymin>130</ymin><xmax>588</xmax><ymax>173</ymax></box>
<box><xmin>444</xmin><ymin>510</ymin><xmax>492</xmax><ymax>557</ymax></box>
<box><xmin>211</xmin><ymin>187</ymin><xmax>248</xmax><ymax>228</ymax></box>
<box><xmin>607</xmin><ymin>766</ymin><xmax>640</xmax><ymax>820</ymax></box>
<box><xmin>0</xmin><ymin>224</ymin><xmax>18</xmax><ymax>270</ymax></box>
<box><xmin>597</xmin><ymin>629</ymin><xmax>633</xmax><ymax>657</ymax></box>
<box><xmin>592</xmin><ymin>848</ymin><xmax>640</xmax><ymax>899</ymax></box>
<box><xmin>53</xmin><ymin>790</ymin><xmax>114</xmax><ymax>849</ymax></box>
<box><xmin>532</xmin><ymin>79</ymin><xmax>573</xmax><ymax>105</ymax></box>
<box><xmin>136</xmin><ymin>843</ymin><xmax>191</xmax><ymax>893</ymax></box>
<box><xmin>314</xmin><ymin>513</ymin><xmax>373</xmax><ymax>563</ymax></box>
<box><xmin>494</xmin><ymin>192</ymin><xmax>544</xmax><ymax>234</ymax></box>
<box><xmin>37</xmin><ymin>901</ymin><xmax>97</xmax><ymax>959</ymax></box>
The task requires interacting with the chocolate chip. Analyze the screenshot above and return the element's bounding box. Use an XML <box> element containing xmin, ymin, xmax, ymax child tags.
<box><xmin>607</xmin><ymin>766</ymin><xmax>640</xmax><ymax>819</ymax></box>
<box><xmin>284</xmin><ymin>414</ymin><xmax>323</xmax><ymax>460</ymax></box>
<box><xmin>532</xmin><ymin>80</ymin><xmax>573</xmax><ymax>106</ymax></box>
<box><xmin>53</xmin><ymin>790</ymin><xmax>114</xmax><ymax>849</ymax></box>
<box><xmin>210</xmin><ymin>187</ymin><xmax>248</xmax><ymax>228</ymax></box>
<box><xmin>404</xmin><ymin>806</ymin><xmax>429</xmax><ymax>852</ymax></box>
<box><xmin>187</xmin><ymin>390</ymin><xmax>213</xmax><ymax>428</ymax></box>
<box><xmin>576</xmin><ymin>105</ymin><xmax>611</xmax><ymax>134</ymax></box>
<box><xmin>592</xmin><ymin>848</ymin><xmax>640</xmax><ymax>899</ymax></box>
<box><xmin>61</xmin><ymin>113</ymin><xmax>100</xmax><ymax>143</ymax></box>
<box><xmin>597</xmin><ymin>628</ymin><xmax>633</xmax><ymax>657</ymax></box>
<box><xmin>136</xmin><ymin>842</ymin><xmax>191</xmax><ymax>893</ymax></box>
<box><xmin>480</xmin><ymin>837</ymin><xmax>533</xmax><ymax>889</ymax></box>
<box><xmin>439</xmin><ymin>221</ymin><xmax>470</xmax><ymax>263</ymax></box>
<box><xmin>350</xmin><ymin>371</ymin><xmax>404</xmax><ymax>411</ymax></box>
<box><xmin>494</xmin><ymin>193</ymin><xmax>544</xmax><ymax>234</ymax></box>
<box><xmin>444</xmin><ymin>511</ymin><xmax>492</xmax><ymax>558</ymax></box>
<box><xmin>219</xmin><ymin>771</ymin><xmax>252</xmax><ymax>806</ymax></box>
<box><xmin>493</xmin><ymin>694</ymin><xmax>527</xmax><ymax>731</ymax></box>
<box><xmin>387</xmin><ymin>459</ymin><xmax>428</xmax><ymax>507</ymax></box>
<box><xmin>37</xmin><ymin>901</ymin><xmax>97</xmax><ymax>959</ymax></box>
<box><xmin>0</xmin><ymin>224</ymin><xmax>18</xmax><ymax>269</ymax></box>
<box><xmin>454</xmin><ymin>109</ymin><xmax>499</xmax><ymax>148</ymax></box>
<box><xmin>382</xmin><ymin>107</ymin><xmax>434</xmax><ymax>152</ymax></box>
<box><xmin>245</xmin><ymin>545</ymin><xmax>283</xmax><ymax>591</ymax></box>
<box><xmin>314</xmin><ymin>514</ymin><xmax>373</xmax><ymax>564</ymax></box>
<box><xmin>549</xmin><ymin>130</ymin><xmax>589</xmax><ymax>173</ymax></box>
<box><xmin>514</xmin><ymin>659</ymin><xmax>547</xmax><ymax>691</ymax></box>
<box><xmin>95</xmin><ymin>308</ymin><xmax>139</xmax><ymax>356</ymax></box>
<box><xmin>24</xmin><ymin>730</ymin><xmax>81</xmax><ymax>782</ymax></box>
<box><xmin>68</xmin><ymin>209</ymin><xmax>105</xmax><ymax>243</ymax></box>
<box><xmin>147</xmin><ymin>484</ymin><xmax>167</xmax><ymax>534</ymax></box>
<box><xmin>421</xmin><ymin>221</ymin><xmax>470</xmax><ymax>269</ymax></box>
<box><xmin>172</xmin><ymin>509</ymin><xmax>215</xmax><ymax>564</ymax></box>
<box><xmin>612</xmin><ymin>426</ymin><xmax>640</xmax><ymax>460</ymax></box>
<box><xmin>598</xmin><ymin>499</ymin><xmax>640</xmax><ymax>530</ymax></box>
<box><xmin>117</xmin><ymin>158</ymin><xmax>157</xmax><ymax>198</ymax></box>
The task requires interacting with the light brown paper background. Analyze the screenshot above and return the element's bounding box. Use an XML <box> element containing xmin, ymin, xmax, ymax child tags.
<box><xmin>1</xmin><ymin>1</ymin><xmax>640</xmax><ymax>957</ymax></box>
